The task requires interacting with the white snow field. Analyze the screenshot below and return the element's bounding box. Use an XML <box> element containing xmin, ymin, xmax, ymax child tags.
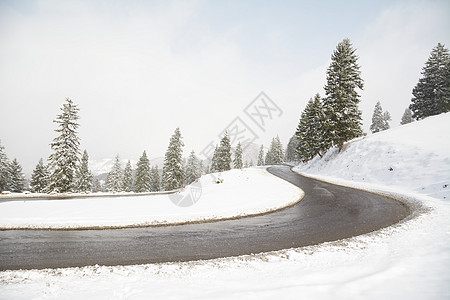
<box><xmin>1</xmin><ymin>113</ymin><xmax>450</xmax><ymax>299</ymax></box>
<box><xmin>0</xmin><ymin>168</ymin><xmax>304</xmax><ymax>229</ymax></box>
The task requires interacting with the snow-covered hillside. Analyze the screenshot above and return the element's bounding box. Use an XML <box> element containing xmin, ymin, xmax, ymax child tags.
<box><xmin>0</xmin><ymin>168</ymin><xmax>303</xmax><ymax>229</ymax></box>
<box><xmin>295</xmin><ymin>112</ymin><xmax>450</xmax><ymax>200</ymax></box>
<box><xmin>1</xmin><ymin>114</ymin><xmax>449</xmax><ymax>299</ymax></box>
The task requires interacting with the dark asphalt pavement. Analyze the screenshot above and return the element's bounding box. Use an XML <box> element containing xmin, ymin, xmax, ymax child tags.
<box><xmin>0</xmin><ymin>166</ymin><xmax>410</xmax><ymax>270</ymax></box>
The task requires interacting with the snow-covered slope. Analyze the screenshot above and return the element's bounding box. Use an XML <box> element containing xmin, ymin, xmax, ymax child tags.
<box><xmin>295</xmin><ymin>112</ymin><xmax>450</xmax><ymax>200</ymax></box>
<box><xmin>0</xmin><ymin>168</ymin><xmax>303</xmax><ymax>229</ymax></box>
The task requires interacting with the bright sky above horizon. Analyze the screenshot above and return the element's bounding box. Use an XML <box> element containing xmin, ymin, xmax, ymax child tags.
<box><xmin>1</xmin><ymin>0</ymin><xmax>449</xmax><ymax>175</ymax></box>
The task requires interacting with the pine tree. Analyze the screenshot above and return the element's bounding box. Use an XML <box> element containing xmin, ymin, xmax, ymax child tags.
<box><xmin>210</xmin><ymin>145</ymin><xmax>219</xmax><ymax>173</ymax></box>
<box><xmin>150</xmin><ymin>166</ymin><xmax>160</xmax><ymax>192</ymax></box>
<box><xmin>216</xmin><ymin>132</ymin><xmax>231</xmax><ymax>172</ymax></box>
<box><xmin>370</xmin><ymin>102</ymin><xmax>391</xmax><ymax>133</ymax></box>
<box><xmin>30</xmin><ymin>158</ymin><xmax>50</xmax><ymax>193</ymax></box>
<box><xmin>135</xmin><ymin>151</ymin><xmax>151</xmax><ymax>193</ymax></box>
<box><xmin>265</xmin><ymin>147</ymin><xmax>273</xmax><ymax>165</ymax></box>
<box><xmin>92</xmin><ymin>178</ymin><xmax>102</xmax><ymax>193</ymax></box>
<box><xmin>0</xmin><ymin>141</ymin><xmax>11</xmax><ymax>192</ymax></box>
<box><xmin>268</xmin><ymin>136</ymin><xmax>284</xmax><ymax>165</ymax></box>
<box><xmin>233</xmin><ymin>142</ymin><xmax>243</xmax><ymax>169</ymax></box>
<box><xmin>48</xmin><ymin>98</ymin><xmax>81</xmax><ymax>193</ymax></box>
<box><xmin>323</xmin><ymin>39</ymin><xmax>364</xmax><ymax>151</ymax></box>
<box><xmin>410</xmin><ymin>43</ymin><xmax>450</xmax><ymax>120</ymax></box>
<box><xmin>400</xmin><ymin>108</ymin><xmax>414</xmax><ymax>125</ymax></box>
<box><xmin>106</xmin><ymin>155</ymin><xmax>123</xmax><ymax>192</ymax></box>
<box><xmin>383</xmin><ymin>111</ymin><xmax>391</xmax><ymax>131</ymax></box>
<box><xmin>285</xmin><ymin>134</ymin><xmax>300</xmax><ymax>162</ymax></box>
<box><xmin>370</xmin><ymin>101</ymin><xmax>385</xmax><ymax>133</ymax></box>
<box><xmin>75</xmin><ymin>150</ymin><xmax>93</xmax><ymax>192</ymax></box>
<box><xmin>9</xmin><ymin>159</ymin><xmax>25</xmax><ymax>193</ymax></box>
<box><xmin>295</xmin><ymin>94</ymin><xmax>328</xmax><ymax>162</ymax></box>
<box><xmin>122</xmin><ymin>160</ymin><xmax>133</xmax><ymax>192</ymax></box>
<box><xmin>257</xmin><ymin>144</ymin><xmax>265</xmax><ymax>166</ymax></box>
<box><xmin>185</xmin><ymin>150</ymin><xmax>201</xmax><ymax>185</ymax></box>
<box><xmin>162</xmin><ymin>128</ymin><xmax>185</xmax><ymax>191</ymax></box>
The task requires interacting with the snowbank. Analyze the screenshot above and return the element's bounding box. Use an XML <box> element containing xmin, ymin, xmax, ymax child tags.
<box><xmin>295</xmin><ymin>113</ymin><xmax>450</xmax><ymax>200</ymax></box>
<box><xmin>0</xmin><ymin>168</ymin><xmax>304</xmax><ymax>230</ymax></box>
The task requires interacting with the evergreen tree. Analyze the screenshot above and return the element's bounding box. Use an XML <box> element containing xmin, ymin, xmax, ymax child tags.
<box><xmin>323</xmin><ymin>39</ymin><xmax>364</xmax><ymax>151</ymax></box>
<box><xmin>265</xmin><ymin>147</ymin><xmax>273</xmax><ymax>165</ymax></box>
<box><xmin>162</xmin><ymin>128</ymin><xmax>185</xmax><ymax>190</ymax></box>
<box><xmin>269</xmin><ymin>136</ymin><xmax>285</xmax><ymax>165</ymax></box>
<box><xmin>75</xmin><ymin>150</ymin><xmax>93</xmax><ymax>192</ymax></box>
<box><xmin>185</xmin><ymin>150</ymin><xmax>201</xmax><ymax>185</ymax></box>
<box><xmin>216</xmin><ymin>132</ymin><xmax>231</xmax><ymax>172</ymax></box>
<box><xmin>92</xmin><ymin>178</ymin><xmax>102</xmax><ymax>193</ymax></box>
<box><xmin>400</xmin><ymin>108</ymin><xmax>414</xmax><ymax>125</ymax></box>
<box><xmin>48</xmin><ymin>98</ymin><xmax>81</xmax><ymax>193</ymax></box>
<box><xmin>410</xmin><ymin>43</ymin><xmax>450</xmax><ymax>120</ymax></box>
<box><xmin>370</xmin><ymin>101</ymin><xmax>385</xmax><ymax>133</ymax></box>
<box><xmin>106</xmin><ymin>155</ymin><xmax>123</xmax><ymax>192</ymax></box>
<box><xmin>383</xmin><ymin>111</ymin><xmax>391</xmax><ymax>130</ymax></box>
<box><xmin>257</xmin><ymin>144</ymin><xmax>265</xmax><ymax>166</ymax></box>
<box><xmin>9</xmin><ymin>159</ymin><xmax>25</xmax><ymax>193</ymax></box>
<box><xmin>233</xmin><ymin>142</ymin><xmax>243</xmax><ymax>169</ymax></box>
<box><xmin>30</xmin><ymin>158</ymin><xmax>50</xmax><ymax>193</ymax></box>
<box><xmin>285</xmin><ymin>134</ymin><xmax>300</xmax><ymax>162</ymax></box>
<box><xmin>370</xmin><ymin>102</ymin><xmax>391</xmax><ymax>133</ymax></box>
<box><xmin>150</xmin><ymin>166</ymin><xmax>160</xmax><ymax>192</ymax></box>
<box><xmin>135</xmin><ymin>151</ymin><xmax>151</xmax><ymax>193</ymax></box>
<box><xmin>0</xmin><ymin>141</ymin><xmax>11</xmax><ymax>192</ymax></box>
<box><xmin>210</xmin><ymin>145</ymin><xmax>219</xmax><ymax>173</ymax></box>
<box><xmin>122</xmin><ymin>160</ymin><xmax>133</xmax><ymax>192</ymax></box>
<box><xmin>295</xmin><ymin>94</ymin><xmax>328</xmax><ymax>162</ymax></box>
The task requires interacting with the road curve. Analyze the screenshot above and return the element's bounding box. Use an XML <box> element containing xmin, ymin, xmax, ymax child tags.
<box><xmin>0</xmin><ymin>166</ymin><xmax>409</xmax><ymax>271</ymax></box>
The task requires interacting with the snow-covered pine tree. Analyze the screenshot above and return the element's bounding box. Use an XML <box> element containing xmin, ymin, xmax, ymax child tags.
<box><xmin>370</xmin><ymin>102</ymin><xmax>391</xmax><ymax>133</ymax></box>
<box><xmin>162</xmin><ymin>128</ymin><xmax>185</xmax><ymax>191</ymax></box>
<box><xmin>135</xmin><ymin>151</ymin><xmax>151</xmax><ymax>193</ymax></box>
<box><xmin>285</xmin><ymin>134</ymin><xmax>300</xmax><ymax>162</ymax></box>
<box><xmin>233</xmin><ymin>142</ymin><xmax>243</xmax><ymax>169</ymax></box>
<box><xmin>75</xmin><ymin>150</ymin><xmax>93</xmax><ymax>192</ymax></box>
<box><xmin>410</xmin><ymin>43</ymin><xmax>450</xmax><ymax>120</ymax></box>
<box><xmin>122</xmin><ymin>160</ymin><xmax>133</xmax><ymax>192</ymax></box>
<box><xmin>265</xmin><ymin>146</ymin><xmax>273</xmax><ymax>165</ymax></box>
<box><xmin>257</xmin><ymin>144</ymin><xmax>265</xmax><ymax>166</ymax></box>
<box><xmin>323</xmin><ymin>39</ymin><xmax>364</xmax><ymax>151</ymax></box>
<box><xmin>48</xmin><ymin>98</ymin><xmax>81</xmax><ymax>193</ymax></box>
<box><xmin>400</xmin><ymin>108</ymin><xmax>414</xmax><ymax>125</ymax></box>
<box><xmin>383</xmin><ymin>111</ymin><xmax>391</xmax><ymax>131</ymax></box>
<box><xmin>210</xmin><ymin>145</ymin><xmax>219</xmax><ymax>173</ymax></box>
<box><xmin>106</xmin><ymin>155</ymin><xmax>123</xmax><ymax>192</ymax></box>
<box><xmin>8</xmin><ymin>158</ymin><xmax>25</xmax><ymax>193</ymax></box>
<box><xmin>92</xmin><ymin>178</ymin><xmax>102</xmax><ymax>193</ymax></box>
<box><xmin>0</xmin><ymin>141</ymin><xmax>11</xmax><ymax>192</ymax></box>
<box><xmin>30</xmin><ymin>158</ymin><xmax>50</xmax><ymax>193</ymax></box>
<box><xmin>217</xmin><ymin>132</ymin><xmax>232</xmax><ymax>172</ymax></box>
<box><xmin>370</xmin><ymin>101</ymin><xmax>385</xmax><ymax>133</ymax></box>
<box><xmin>295</xmin><ymin>94</ymin><xmax>327</xmax><ymax>162</ymax></box>
<box><xmin>185</xmin><ymin>150</ymin><xmax>201</xmax><ymax>185</ymax></box>
<box><xmin>270</xmin><ymin>136</ymin><xmax>285</xmax><ymax>165</ymax></box>
<box><xmin>150</xmin><ymin>166</ymin><xmax>160</xmax><ymax>192</ymax></box>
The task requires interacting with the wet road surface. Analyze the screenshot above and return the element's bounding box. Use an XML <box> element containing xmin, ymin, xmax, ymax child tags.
<box><xmin>0</xmin><ymin>166</ymin><xmax>410</xmax><ymax>270</ymax></box>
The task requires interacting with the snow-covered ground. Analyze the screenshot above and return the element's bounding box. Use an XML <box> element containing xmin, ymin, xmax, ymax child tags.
<box><xmin>0</xmin><ymin>168</ymin><xmax>303</xmax><ymax>229</ymax></box>
<box><xmin>1</xmin><ymin>114</ymin><xmax>450</xmax><ymax>299</ymax></box>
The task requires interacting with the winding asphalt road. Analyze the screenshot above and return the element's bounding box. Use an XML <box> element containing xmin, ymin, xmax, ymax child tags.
<box><xmin>0</xmin><ymin>166</ymin><xmax>410</xmax><ymax>271</ymax></box>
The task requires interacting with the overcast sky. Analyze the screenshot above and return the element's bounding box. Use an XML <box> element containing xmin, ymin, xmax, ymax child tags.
<box><xmin>1</xmin><ymin>0</ymin><xmax>449</xmax><ymax>175</ymax></box>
